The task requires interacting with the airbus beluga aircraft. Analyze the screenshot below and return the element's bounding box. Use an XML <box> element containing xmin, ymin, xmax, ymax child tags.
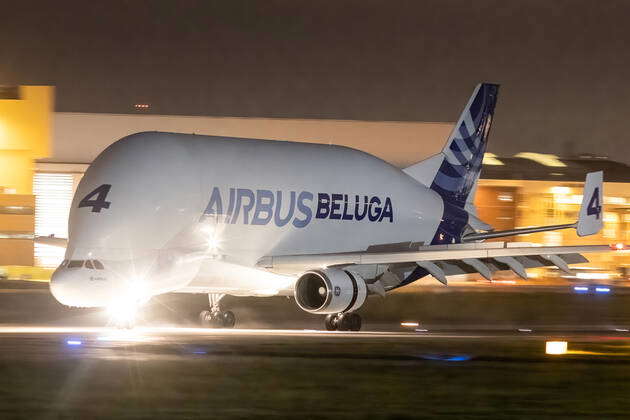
<box><xmin>48</xmin><ymin>83</ymin><xmax>608</xmax><ymax>330</ymax></box>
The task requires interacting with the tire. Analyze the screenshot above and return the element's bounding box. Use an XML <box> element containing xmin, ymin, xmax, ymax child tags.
<box><xmin>324</xmin><ymin>314</ymin><xmax>337</xmax><ymax>331</ymax></box>
<box><xmin>221</xmin><ymin>311</ymin><xmax>236</xmax><ymax>328</ymax></box>
<box><xmin>350</xmin><ymin>313</ymin><xmax>362</xmax><ymax>331</ymax></box>
<box><xmin>199</xmin><ymin>310</ymin><xmax>212</xmax><ymax>327</ymax></box>
<box><xmin>337</xmin><ymin>313</ymin><xmax>352</xmax><ymax>331</ymax></box>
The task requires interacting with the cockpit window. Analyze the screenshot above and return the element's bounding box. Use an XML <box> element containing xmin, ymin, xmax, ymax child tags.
<box><xmin>85</xmin><ymin>260</ymin><xmax>94</xmax><ymax>269</ymax></box>
<box><xmin>67</xmin><ymin>260</ymin><xmax>84</xmax><ymax>269</ymax></box>
<box><xmin>93</xmin><ymin>260</ymin><xmax>104</xmax><ymax>270</ymax></box>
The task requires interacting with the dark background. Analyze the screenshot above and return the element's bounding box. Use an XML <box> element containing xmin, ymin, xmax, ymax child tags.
<box><xmin>2</xmin><ymin>0</ymin><xmax>628</xmax><ymax>161</ymax></box>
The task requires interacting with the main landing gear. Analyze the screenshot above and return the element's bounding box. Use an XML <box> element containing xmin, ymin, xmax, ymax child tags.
<box><xmin>325</xmin><ymin>312</ymin><xmax>362</xmax><ymax>331</ymax></box>
<box><xmin>199</xmin><ymin>293</ymin><xmax>236</xmax><ymax>328</ymax></box>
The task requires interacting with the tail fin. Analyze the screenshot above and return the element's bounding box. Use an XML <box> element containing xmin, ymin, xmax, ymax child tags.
<box><xmin>577</xmin><ymin>171</ymin><xmax>604</xmax><ymax>236</ymax></box>
<box><xmin>404</xmin><ymin>83</ymin><xmax>499</xmax><ymax>207</ymax></box>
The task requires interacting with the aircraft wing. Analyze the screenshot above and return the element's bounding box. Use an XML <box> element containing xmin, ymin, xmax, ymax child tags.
<box><xmin>256</xmin><ymin>242</ymin><xmax>611</xmax><ymax>285</ymax></box>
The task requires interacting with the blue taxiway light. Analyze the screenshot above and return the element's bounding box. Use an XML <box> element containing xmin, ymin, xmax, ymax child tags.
<box><xmin>420</xmin><ymin>354</ymin><xmax>472</xmax><ymax>362</ymax></box>
<box><xmin>595</xmin><ymin>287</ymin><xmax>611</xmax><ymax>293</ymax></box>
<box><xmin>573</xmin><ymin>286</ymin><xmax>589</xmax><ymax>292</ymax></box>
<box><xmin>66</xmin><ymin>340</ymin><xmax>82</xmax><ymax>346</ymax></box>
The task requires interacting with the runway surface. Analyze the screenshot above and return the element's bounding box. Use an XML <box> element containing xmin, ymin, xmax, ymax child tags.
<box><xmin>3</xmin><ymin>284</ymin><xmax>630</xmax><ymax>418</ymax></box>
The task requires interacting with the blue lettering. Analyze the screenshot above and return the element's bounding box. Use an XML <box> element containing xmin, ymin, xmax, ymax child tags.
<box><xmin>330</xmin><ymin>193</ymin><xmax>343</xmax><ymax>220</ymax></box>
<box><xmin>251</xmin><ymin>189</ymin><xmax>274</xmax><ymax>225</ymax></box>
<box><xmin>379</xmin><ymin>197</ymin><xmax>393</xmax><ymax>222</ymax></box>
<box><xmin>203</xmin><ymin>187</ymin><xmax>223</xmax><ymax>216</ymax></box>
<box><xmin>274</xmin><ymin>190</ymin><xmax>296</xmax><ymax>227</ymax></box>
<box><xmin>226</xmin><ymin>188</ymin><xmax>236</xmax><ymax>223</ymax></box>
<box><xmin>368</xmin><ymin>197</ymin><xmax>382</xmax><ymax>222</ymax></box>
<box><xmin>231</xmin><ymin>188</ymin><xmax>255</xmax><ymax>224</ymax></box>
<box><xmin>354</xmin><ymin>195</ymin><xmax>368</xmax><ymax>221</ymax></box>
<box><xmin>342</xmin><ymin>194</ymin><xmax>353</xmax><ymax>220</ymax></box>
<box><xmin>293</xmin><ymin>191</ymin><xmax>313</xmax><ymax>228</ymax></box>
<box><xmin>316</xmin><ymin>193</ymin><xmax>330</xmax><ymax>219</ymax></box>
<box><xmin>204</xmin><ymin>186</ymin><xmax>394</xmax><ymax>227</ymax></box>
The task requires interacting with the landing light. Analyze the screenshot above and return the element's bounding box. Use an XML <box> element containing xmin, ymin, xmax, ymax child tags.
<box><xmin>200</xmin><ymin>224</ymin><xmax>222</xmax><ymax>251</ymax></box>
<box><xmin>106</xmin><ymin>279</ymin><xmax>148</xmax><ymax>327</ymax></box>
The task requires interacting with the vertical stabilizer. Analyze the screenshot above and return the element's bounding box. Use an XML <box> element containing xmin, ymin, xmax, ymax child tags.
<box><xmin>404</xmin><ymin>83</ymin><xmax>499</xmax><ymax>207</ymax></box>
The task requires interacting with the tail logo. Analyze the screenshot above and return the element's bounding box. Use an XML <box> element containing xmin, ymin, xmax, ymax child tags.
<box><xmin>431</xmin><ymin>83</ymin><xmax>499</xmax><ymax>207</ymax></box>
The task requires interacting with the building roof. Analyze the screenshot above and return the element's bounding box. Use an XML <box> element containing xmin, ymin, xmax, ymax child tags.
<box><xmin>482</xmin><ymin>154</ymin><xmax>630</xmax><ymax>183</ymax></box>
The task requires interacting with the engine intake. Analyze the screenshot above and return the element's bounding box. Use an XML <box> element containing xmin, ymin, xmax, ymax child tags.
<box><xmin>294</xmin><ymin>268</ymin><xmax>367</xmax><ymax>314</ymax></box>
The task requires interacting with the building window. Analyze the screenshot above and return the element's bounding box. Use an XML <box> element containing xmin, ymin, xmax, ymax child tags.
<box><xmin>33</xmin><ymin>173</ymin><xmax>74</xmax><ymax>267</ymax></box>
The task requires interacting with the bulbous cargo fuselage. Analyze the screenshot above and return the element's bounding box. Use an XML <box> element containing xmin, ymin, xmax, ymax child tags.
<box><xmin>50</xmin><ymin>132</ymin><xmax>446</xmax><ymax>307</ymax></box>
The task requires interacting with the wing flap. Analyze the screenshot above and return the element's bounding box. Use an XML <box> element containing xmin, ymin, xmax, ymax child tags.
<box><xmin>257</xmin><ymin>242</ymin><xmax>609</xmax><ymax>273</ymax></box>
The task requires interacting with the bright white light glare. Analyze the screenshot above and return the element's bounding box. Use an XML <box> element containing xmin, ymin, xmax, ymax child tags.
<box><xmin>546</xmin><ymin>341</ymin><xmax>568</xmax><ymax>355</ymax></box>
<box><xmin>576</xmin><ymin>272</ymin><xmax>610</xmax><ymax>280</ymax></box>
<box><xmin>614</xmin><ymin>328</ymin><xmax>629</xmax><ymax>332</ymax></box>
<box><xmin>66</xmin><ymin>340</ymin><xmax>82</xmax><ymax>346</ymax></box>
<box><xmin>491</xmin><ymin>280</ymin><xmax>516</xmax><ymax>284</ymax></box>
<box><xmin>207</xmin><ymin>236</ymin><xmax>221</xmax><ymax>250</ymax></box>
<box><xmin>550</xmin><ymin>186</ymin><xmax>571</xmax><ymax>195</ymax></box>
<box><xmin>200</xmin><ymin>224</ymin><xmax>222</xmax><ymax>251</ymax></box>
<box><xmin>573</xmin><ymin>286</ymin><xmax>589</xmax><ymax>292</ymax></box>
<box><xmin>518</xmin><ymin>329</ymin><xmax>533</xmax><ymax>333</ymax></box>
<box><xmin>400</xmin><ymin>322</ymin><xmax>419</xmax><ymax>327</ymax></box>
<box><xmin>107</xmin><ymin>300</ymin><xmax>139</xmax><ymax>327</ymax></box>
<box><xmin>106</xmin><ymin>279</ymin><xmax>148</xmax><ymax>327</ymax></box>
<box><xmin>595</xmin><ymin>287</ymin><xmax>611</xmax><ymax>293</ymax></box>
<box><xmin>414</xmin><ymin>328</ymin><xmax>429</xmax><ymax>332</ymax></box>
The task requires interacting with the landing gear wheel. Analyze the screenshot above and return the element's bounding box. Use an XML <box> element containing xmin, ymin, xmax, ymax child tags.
<box><xmin>199</xmin><ymin>293</ymin><xmax>236</xmax><ymax>328</ymax></box>
<box><xmin>199</xmin><ymin>310</ymin><xmax>213</xmax><ymax>327</ymax></box>
<box><xmin>349</xmin><ymin>313</ymin><xmax>362</xmax><ymax>331</ymax></box>
<box><xmin>221</xmin><ymin>311</ymin><xmax>236</xmax><ymax>328</ymax></box>
<box><xmin>325</xmin><ymin>314</ymin><xmax>337</xmax><ymax>331</ymax></box>
<box><xmin>199</xmin><ymin>310</ymin><xmax>236</xmax><ymax>328</ymax></box>
<box><xmin>337</xmin><ymin>313</ymin><xmax>362</xmax><ymax>331</ymax></box>
<box><xmin>325</xmin><ymin>313</ymin><xmax>362</xmax><ymax>332</ymax></box>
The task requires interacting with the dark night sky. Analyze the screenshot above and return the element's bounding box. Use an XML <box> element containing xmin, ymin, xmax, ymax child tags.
<box><xmin>2</xmin><ymin>0</ymin><xmax>630</xmax><ymax>161</ymax></box>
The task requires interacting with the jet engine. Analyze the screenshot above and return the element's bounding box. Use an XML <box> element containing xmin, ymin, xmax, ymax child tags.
<box><xmin>294</xmin><ymin>268</ymin><xmax>367</xmax><ymax>314</ymax></box>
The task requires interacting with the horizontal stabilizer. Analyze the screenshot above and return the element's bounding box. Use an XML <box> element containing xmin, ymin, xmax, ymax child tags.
<box><xmin>463</xmin><ymin>171</ymin><xmax>605</xmax><ymax>242</ymax></box>
<box><xmin>35</xmin><ymin>235</ymin><xmax>68</xmax><ymax>248</ymax></box>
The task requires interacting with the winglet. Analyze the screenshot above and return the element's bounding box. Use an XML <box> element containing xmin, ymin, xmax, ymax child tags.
<box><xmin>577</xmin><ymin>171</ymin><xmax>604</xmax><ymax>237</ymax></box>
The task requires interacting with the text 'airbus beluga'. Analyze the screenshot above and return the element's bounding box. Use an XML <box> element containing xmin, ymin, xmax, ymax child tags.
<box><xmin>48</xmin><ymin>83</ymin><xmax>609</xmax><ymax>330</ymax></box>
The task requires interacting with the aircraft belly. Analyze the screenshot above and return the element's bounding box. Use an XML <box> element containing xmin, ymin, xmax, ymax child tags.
<box><xmin>180</xmin><ymin>259</ymin><xmax>295</xmax><ymax>296</ymax></box>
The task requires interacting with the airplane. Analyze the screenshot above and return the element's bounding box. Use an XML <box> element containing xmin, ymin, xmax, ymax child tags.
<box><xmin>47</xmin><ymin>83</ymin><xmax>609</xmax><ymax>330</ymax></box>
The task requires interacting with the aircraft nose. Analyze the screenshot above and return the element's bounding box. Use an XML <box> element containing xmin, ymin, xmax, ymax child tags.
<box><xmin>50</xmin><ymin>267</ymin><xmax>115</xmax><ymax>308</ymax></box>
<box><xmin>50</xmin><ymin>268</ymin><xmax>86</xmax><ymax>307</ymax></box>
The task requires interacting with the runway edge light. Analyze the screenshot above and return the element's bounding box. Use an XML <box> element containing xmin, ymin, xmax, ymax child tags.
<box><xmin>546</xmin><ymin>341</ymin><xmax>568</xmax><ymax>355</ymax></box>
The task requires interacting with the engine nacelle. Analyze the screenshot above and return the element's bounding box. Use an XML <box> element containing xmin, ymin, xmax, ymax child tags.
<box><xmin>294</xmin><ymin>268</ymin><xmax>367</xmax><ymax>314</ymax></box>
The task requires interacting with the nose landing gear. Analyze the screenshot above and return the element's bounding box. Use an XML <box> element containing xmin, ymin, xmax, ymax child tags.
<box><xmin>199</xmin><ymin>293</ymin><xmax>236</xmax><ymax>328</ymax></box>
<box><xmin>325</xmin><ymin>312</ymin><xmax>362</xmax><ymax>331</ymax></box>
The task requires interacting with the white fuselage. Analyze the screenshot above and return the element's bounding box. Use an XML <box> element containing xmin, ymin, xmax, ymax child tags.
<box><xmin>50</xmin><ymin>132</ymin><xmax>445</xmax><ymax>307</ymax></box>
